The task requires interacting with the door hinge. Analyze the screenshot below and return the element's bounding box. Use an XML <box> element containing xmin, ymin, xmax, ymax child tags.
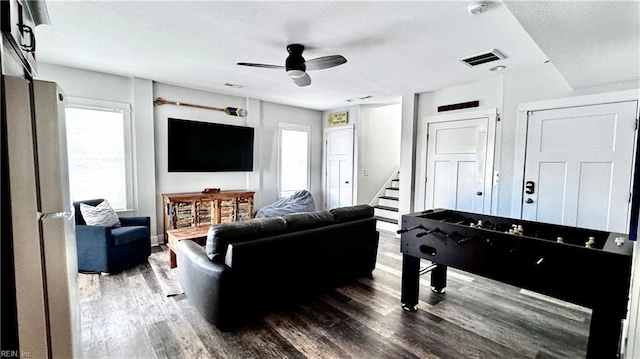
<box><xmin>425</xmin><ymin>176</ymin><xmax>428</xmax><ymax>183</ymax></box>
<box><xmin>426</xmin><ymin>133</ymin><xmax>429</xmax><ymax>140</ymax></box>
<box><xmin>629</xmin><ymin>193</ymin><xmax>632</xmax><ymax>203</ymax></box>
<box><xmin>636</xmin><ymin>119</ymin><xmax>638</xmax><ymax>130</ymax></box>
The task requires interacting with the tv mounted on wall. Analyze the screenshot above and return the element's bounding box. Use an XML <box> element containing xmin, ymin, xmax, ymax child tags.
<box><xmin>168</xmin><ymin>118</ymin><xmax>254</xmax><ymax>172</ymax></box>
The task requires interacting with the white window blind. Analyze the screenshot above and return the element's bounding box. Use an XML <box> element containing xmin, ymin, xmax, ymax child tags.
<box><xmin>278</xmin><ymin>124</ymin><xmax>311</xmax><ymax>198</ymax></box>
<box><xmin>65</xmin><ymin>99</ymin><xmax>133</xmax><ymax>211</ymax></box>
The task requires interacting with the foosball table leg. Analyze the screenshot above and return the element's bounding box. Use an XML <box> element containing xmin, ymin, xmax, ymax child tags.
<box><xmin>401</xmin><ymin>254</ymin><xmax>420</xmax><ymax>312</ymax></box>
<box><xmin>431</xmin><ymin>264</ymin><xmax>447</xmax><ymax>293</ymax></box>
<box><xmin>586</xmin><ymin>305</ymin><xmax>623</xmax><ymax>359</ymax></box>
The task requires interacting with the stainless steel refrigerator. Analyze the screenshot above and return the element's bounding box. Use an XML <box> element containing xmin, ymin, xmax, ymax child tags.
<box><xmin>3</xmin><ymin>75</ymin><xmax>81</xmax><ymax>357</ymax></box>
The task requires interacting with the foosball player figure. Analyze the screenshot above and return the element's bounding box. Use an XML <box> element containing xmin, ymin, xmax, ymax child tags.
<box><xmin>516</xmin><ymin>225</ymin><xmax>524</xmax><ymax>236</ymax></box>
<box><xmin>585</xmin><ymin>237</ymin><xmax>596</xmax><ymax>248</ymax></box>
<box><xmin>556</xmin><ymin>236</ymin><xmax>564</xmax><ymax>243</ymax></box>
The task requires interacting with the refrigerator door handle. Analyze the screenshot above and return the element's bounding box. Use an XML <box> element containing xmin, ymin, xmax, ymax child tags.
<box><xmin>38</xmin><ymin>205</ymin><xmax>75</xmax><ymax>221</ymax></box>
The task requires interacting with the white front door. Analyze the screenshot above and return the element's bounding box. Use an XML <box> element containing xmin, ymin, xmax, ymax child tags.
<box><xmin>521</xmin><ymin>101</ymin><xmax>638</xmax><ymax>233</ymax></box>
<box><xmin>325</xmin><ymin>127</ymin><xmax>354</xmax><ymax>209</ymax></box>
<box><xmin>425</xmin><ymin>117</ymin><xmax>492</xmax><ymax>214</ymax></box>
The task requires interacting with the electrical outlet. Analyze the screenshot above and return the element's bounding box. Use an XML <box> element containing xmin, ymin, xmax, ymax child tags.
<box><xmin>364</xmin><ymin>169</ymin><xmax>370</xmax><ymax>176</ymax></box>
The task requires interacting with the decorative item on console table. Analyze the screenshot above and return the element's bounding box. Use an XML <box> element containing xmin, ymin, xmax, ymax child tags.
<box><xmin>162</xmin><ymin>190</ymin><xmax>254</xmax><ymax>243</ymax></box>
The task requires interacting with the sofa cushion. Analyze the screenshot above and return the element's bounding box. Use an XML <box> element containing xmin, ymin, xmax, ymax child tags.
<box><xmin>80</xmin><ymin>200</ymin><xmax>121</xmax><ymax>227</ymax></box>
<box><xmin>205</xmin><ymin>217</ymin><xmax>288</xmax><ymax>262</ymax></box>
<box><xmin>330</xmin><ymin>205</ymin><xmax>374</xmax><ymax>223</ymax></box>
<box><xmin>111</xmin><ymin>226</ymin><xmax>148</xmax><ymax>247</ymax></box>
<box><xmin>282</xmin><ymin>211</ymin><xmax>334</xmax><ymax>231</ymax></box>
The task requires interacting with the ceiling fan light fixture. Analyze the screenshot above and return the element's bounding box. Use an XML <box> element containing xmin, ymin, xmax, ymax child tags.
<box><xmin>286</xmin><ymin>69</ymin><xmax>306</xmax><ymax>78</ymax></box>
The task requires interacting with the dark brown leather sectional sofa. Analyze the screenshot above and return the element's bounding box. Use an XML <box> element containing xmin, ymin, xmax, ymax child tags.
<box><xmin>177</xmin><ymin>204</ymin><xmax>379</xmax><ymax>330</ymax></box>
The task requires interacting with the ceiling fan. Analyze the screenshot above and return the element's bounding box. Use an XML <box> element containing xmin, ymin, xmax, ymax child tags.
<box><xmin>237</xmin><ymin>44</ymin><xmax>347</xmax><ymax>87</ymax></box>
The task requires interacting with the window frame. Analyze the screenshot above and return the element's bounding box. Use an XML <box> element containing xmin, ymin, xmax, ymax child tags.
<box><xmin>277</xmin><ymin>122</ymin><xmax>311</xmax><ymax>199</ymax></box>
<box><xmin>65</xmin><ymin>97</ymin><xmax>135</xmax><ymax>212</ymax></box>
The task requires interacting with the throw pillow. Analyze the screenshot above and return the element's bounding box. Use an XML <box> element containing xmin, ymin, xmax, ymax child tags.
<box><xmin>80</xmin><ymin>200</ymin><xmax>121</xmax><ymax>227</ymax></box>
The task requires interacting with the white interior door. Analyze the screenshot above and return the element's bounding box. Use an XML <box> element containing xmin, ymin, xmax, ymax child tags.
<box><xmin>325</xmin><ymin>127</ymin><xmax>354</xmax><ymax>209</ymax></box>
<box><xmin>522</xmin><ymin>101</ymin><xmax>638</xmax><ymax>232</ymax></box>
<box><xmin>425</xmin><ymin>117</ymin><xmax>491</xmax><ymax>213</ymax></box>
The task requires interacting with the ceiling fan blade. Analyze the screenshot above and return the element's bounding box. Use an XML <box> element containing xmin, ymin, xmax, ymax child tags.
<box><xmin>304</xmin><ymin>55</ymin><xmax>347</xmax><ymax>71</ymax></box>
<box><xmin>292</xmin><ymin>73</ymin><xmax>311</xmax><ymax>87</ymax></box>
<box><xmin>237</xmin><ymin>62</ymin><xmax>284</xmax><ymax>69</ymax></box>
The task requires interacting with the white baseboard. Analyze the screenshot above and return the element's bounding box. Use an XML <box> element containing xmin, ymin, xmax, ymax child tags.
<box><xmin>151</xmin><ymin>235</ymin><xmax>160</xmax><ymax>246</ymax></box>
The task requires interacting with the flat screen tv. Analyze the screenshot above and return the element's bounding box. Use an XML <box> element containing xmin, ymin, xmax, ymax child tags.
<box><xmin>168</xmin><ymin>118</ymin><xmax>254</xmax><ymax>172</ymax></box>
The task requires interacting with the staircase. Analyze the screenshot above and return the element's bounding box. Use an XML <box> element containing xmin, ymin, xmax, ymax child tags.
<box><xmin>373</xmin><ymin>177</ymin><xmax>399</xmax><ymax>233</ymax></box>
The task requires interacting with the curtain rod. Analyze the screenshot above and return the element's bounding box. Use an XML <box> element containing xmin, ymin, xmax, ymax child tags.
<box><xmin>154</xmin><ymin>97</ymin><xmax>247</xmax><ymax>117</ymax></box>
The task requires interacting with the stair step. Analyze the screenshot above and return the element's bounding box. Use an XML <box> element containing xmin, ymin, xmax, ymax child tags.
<box><xmin>379</xmin><ymin>196</ymin><xmax>399</xmax><ymax>201</ymax></box>
<box><xmin>374</xmin><ymin>205</ymin><xmax>398</xmax><ymax>212</ymax></box>
<box><xmin>374</xmin><ymin>207</ymin><xmax>398</xmax><ymax>221</ymax></box>
<box><xmin>385</xmin><ymin>188</ymin><xmax>400</xmax><ymax>197</ymax></box>
<box><xmin>375</xmin><ymin>216</ymin><xmax>398</xmax><ymax>224</ymax></box>
<box><xmin>376</xmin><ymin>219</ymin><xmax>399</xmax><ymax>233</ymax></box>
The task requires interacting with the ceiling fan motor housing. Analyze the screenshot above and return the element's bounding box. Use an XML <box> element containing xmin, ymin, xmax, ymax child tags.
<box><xmin>286</xmin><ymin>44</ymin><xmax>306</xmax><ymax>77</ymax></box>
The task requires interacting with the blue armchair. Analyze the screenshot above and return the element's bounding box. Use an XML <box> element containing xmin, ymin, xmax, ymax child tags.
<box><xmin>73</xmin><ymin>199</ymin><xmax>151</xmax><ymax>273</ymax></box>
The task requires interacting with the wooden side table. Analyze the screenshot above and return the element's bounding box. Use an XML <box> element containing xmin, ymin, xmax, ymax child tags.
<box><xmin>166</xmin><ymin>226</ymin><xmax>209</xmax><ymax>268</ymax></box>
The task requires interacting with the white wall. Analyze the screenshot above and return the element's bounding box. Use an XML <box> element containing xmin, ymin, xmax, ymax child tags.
<box><xmin>405</xmin><ymin>63</ymin><xmax>640</xmax><ymax>359</ymax></box>
<box><xmin>398</xmin><ymin>94</ymin><xmax>419</xmax><ymax>218</ymax></box>
<box><xmin>501</xmin><ymin>64</ymin><xmax>572</xmax><ymax>217</ymax></box>
<box><xmin>152</xmin><ymin>82</ymin><xmax>251</xmax><ymax>199</ymax></box>
<box><xmin>37</xmin><ymin>63</ymin><xmax>323</xmax><ymax>244</ymax></box>
<box><xmin>413</xmin><ymin>76</ymin><xmax>503</xmax><ymax>211</ymax></box>
<box><xmin>37</xmin><ymin>63</ymin><xmax>132</xmax><ymax>104</ymax></box>
<box><xmin>409</xmin><ymin>63</ymin><xmax>636</xmax><ymax>217</ymax></box>
<box><xmin>320</xmin><ymin>105</ymin><xmax>402</xmax><ymax>207</ymax></box>
<box><xmin>357</xmin><ymin>104</ymin><xmax>401</xmax><ymax>204</ymax></box>
<box><xmin>36</xmin><ymin>63</ymin><xmax>159</xmax><ymax>244</ymax></box>
<box><xmin>153</xmin><ymin>82</ymin><xmax>323</xmax><ymax>239</ymax></box>
<box><xmin>261</xmin><ymin>101</ymin><xmax>324</xmax><ymax>210</ymax></box>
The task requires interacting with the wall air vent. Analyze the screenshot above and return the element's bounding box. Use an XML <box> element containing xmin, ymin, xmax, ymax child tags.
<box><xmin>459</xmin><ymin>49</ymin><xmax>505</xmax><ymax>67</ymax></box>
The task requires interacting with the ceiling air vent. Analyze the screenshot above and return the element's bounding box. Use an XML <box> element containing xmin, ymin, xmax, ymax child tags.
<box><xmin>459</xmin><ymin>49</ymin><xmax>505</xmax><ymax>67</ymax></box>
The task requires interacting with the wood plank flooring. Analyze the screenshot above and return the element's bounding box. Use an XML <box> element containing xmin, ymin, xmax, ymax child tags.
<box><xmin>78</xmin><ymin>232</ymin><xmax>590</xmax><ymax>358</ymax></box>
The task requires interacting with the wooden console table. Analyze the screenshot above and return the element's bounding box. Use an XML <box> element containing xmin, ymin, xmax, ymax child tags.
<box><xmin>166</xmin><ymin>226</ymin><xmax>209</xmax><ymax>268</ymax></box>
<box><xmin>162</xmin><ymin>190</ymin><xmax>254</xmax><ymax>241</ymax></box>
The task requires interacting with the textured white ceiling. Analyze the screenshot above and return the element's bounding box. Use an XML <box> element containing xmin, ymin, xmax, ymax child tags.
<box><xmin>504</xmin><ymin>0</ymin><xmax>640</xmax><ymax>90</ymax></box>
<box><xmin>34</xmin><ymin>1</ymin><xmax>639</xmax><ymax>111</ymax></box>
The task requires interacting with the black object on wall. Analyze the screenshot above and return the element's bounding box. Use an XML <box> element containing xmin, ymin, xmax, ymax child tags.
<box><xmin>168</xmin><ymin>118</ymin><xmax>254</xmax><ymax>172</ymax></box>
<box><xmin>437</xmin><ymin>100</ymin><xmax>479</xmax><ymax>112</ymax></box>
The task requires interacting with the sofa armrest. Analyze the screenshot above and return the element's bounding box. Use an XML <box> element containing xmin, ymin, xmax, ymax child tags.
<box><xmin>176</xmin><ymin>240</ymin><xmax>234</xmax><ymax>329</ymax></box>
<box><xmin>76</xmin><ymin>225</ymin><xmax>111</xmax><ymax>247</ymax></box>
<box><xmin>119</xmin><ymin>216</ymin><xmax>150</xmax><ymax>227</ymax></box>
<box><xmin>76</xmin><ymin>225</ymin><xmax>111</xmax><ymax>271</ymax></box>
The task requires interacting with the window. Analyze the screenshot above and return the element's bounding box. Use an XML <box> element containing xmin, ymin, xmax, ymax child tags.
<box><xmin>65</xmin><ymin>98</ymin><xmax>133</xmax><ymax>211</ymax></box>
<box><xmin>278</xmin><ymin>123</ymin><xmax>311</xmax><ymax>198</ymax></box>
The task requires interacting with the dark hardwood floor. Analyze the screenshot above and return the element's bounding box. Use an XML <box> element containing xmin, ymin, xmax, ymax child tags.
<box><xmin>78</xmin><ymin>231</ymin><xmax>590</xmax><ymax>358</ymax></box>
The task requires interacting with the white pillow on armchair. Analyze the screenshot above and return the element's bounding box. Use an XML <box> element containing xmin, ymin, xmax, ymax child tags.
<box><xmin>80</xmin><ymin>200</ymin><xmax>121</xmax><ymax>227</ymax></box>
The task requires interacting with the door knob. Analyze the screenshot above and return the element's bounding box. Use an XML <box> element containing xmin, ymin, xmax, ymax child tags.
<box><xmin>525</xmin><ymin>198</ymin><xmax>534</xmax><ymax>204</ymax></box>
<box><xmin>345</xmin><ymin>181</ymin><xmax>349</xmax><ymax>184</ymax></box>
<box><xmin>476</xmin><ymin>191</ymin><xmax>483</xmax><ymax>196</ymax></box>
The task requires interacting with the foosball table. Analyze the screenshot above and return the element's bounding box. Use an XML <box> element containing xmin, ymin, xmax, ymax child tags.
<box><xmin>399</xmin><ymin>209</ymin><xmax>634</xmax><ymax>359</ymax></box>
